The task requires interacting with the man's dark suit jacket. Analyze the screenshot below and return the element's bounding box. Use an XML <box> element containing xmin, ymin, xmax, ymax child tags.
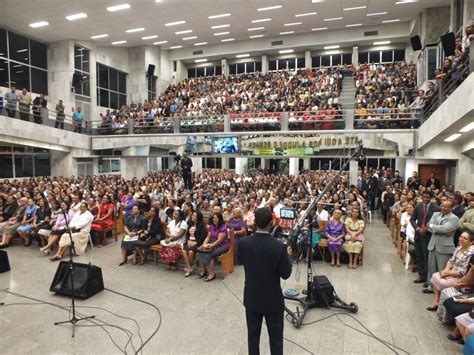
<box><xmin>425</xmin><ymin>178</ymin><xmax>441</xmax><ymax>189</ymax></box>
<box><xmin>238</xmin><ymin>232</ymin><xmax>292</xmax><ymax>314</ymax></box>
<box><xmin>410</xmin><ymin>202</ymin><xmax>440</xmax><ymax>231</ymax></box>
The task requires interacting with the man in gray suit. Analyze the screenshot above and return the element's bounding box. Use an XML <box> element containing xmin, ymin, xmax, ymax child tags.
<box><xmin>425</xmin><ymin>200</ymin><xmax>460</xmax><ymax>294</ymax></box>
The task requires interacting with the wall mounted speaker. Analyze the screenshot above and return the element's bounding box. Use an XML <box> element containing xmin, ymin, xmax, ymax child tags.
<box><xmin>410</xmin><ymin>36</ymin><xmax>422</xmax><ymax>51</ymax></box>
<box><xmin>440</xmin><ymin>32</ymin><xmax>456</xmax><ymax>56</ymax></box>
<box><xmin>147</xmin><ymin>64</ymin><xmax>156</xmax><ymax>77</ymax></box>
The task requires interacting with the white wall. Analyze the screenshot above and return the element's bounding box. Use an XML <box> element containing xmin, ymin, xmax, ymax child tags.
<box><xmin>96</xmin><ymin>46</ymin><xmax>130</xmax><ymax>73</ymax></box>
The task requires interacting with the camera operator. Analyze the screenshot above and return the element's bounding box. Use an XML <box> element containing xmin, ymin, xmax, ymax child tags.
<box><xmin>238</xmin><ymin>207</ymin><xmax>292</xmax><ymax>355</ymax></box>
<box><xmin>180</xmin><ymin>152</ymin><xmax>193</xmax><ymax>190</ymax></box>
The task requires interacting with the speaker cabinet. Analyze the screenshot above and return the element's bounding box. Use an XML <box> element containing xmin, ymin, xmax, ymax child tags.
<box><xmin>410</xmin><ymin>35</ymin><xmax>422</xmax><ymax>51</ymax></box>
<box><xmin>0</xmin><ymin>250</ymin><xmax>10</xmax><ymax>273</ymax></box>
<box><xmin>50</xmin><ymin>261</ymin><xmax>104</xmax><ymax>299</ymax></box>
<box><xmin>441</xmin><ymin>32</ymin><xmax>456</xmax><ymax>57</ymax></box>
<box><xmin>147</xmin><ymin>64</ymin><xmax>156</xmax><ymax>77</ymax></box>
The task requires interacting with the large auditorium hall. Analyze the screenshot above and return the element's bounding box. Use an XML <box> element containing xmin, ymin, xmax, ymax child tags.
<box><xmin>0</xmin><ymin>0</ymin><xmax>473</xmax><ymax>354</ymax></box>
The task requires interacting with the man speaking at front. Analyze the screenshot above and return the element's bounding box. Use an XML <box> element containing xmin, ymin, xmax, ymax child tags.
<box><xmin>238</xmin><ymin>207</ymin><xmax>292</xmax><ymax>355</ymax></box>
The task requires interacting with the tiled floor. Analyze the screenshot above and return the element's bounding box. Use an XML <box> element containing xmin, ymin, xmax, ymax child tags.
<box><xmin>0</xmin><ymin>215</ymin><xmax>464</xmax><ymax>354</ymax></box>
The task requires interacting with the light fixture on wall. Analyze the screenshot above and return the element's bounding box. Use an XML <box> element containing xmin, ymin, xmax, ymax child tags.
<box><xmin>444</xmin><ymin>133</ymin><xmax>462</xmax><ymax>142</ymax></box>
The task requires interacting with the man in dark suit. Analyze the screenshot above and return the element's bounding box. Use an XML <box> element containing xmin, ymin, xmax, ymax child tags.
<box><xmin>238</xmin><ymin>208</ymin><xmax>292</xmax><ymax>355</ymax></box>
<box><xmin>425</xmin><ymin>172</ymin><xmax>441</xmax><ymax>190</ymax></box>
<box><xmin>180</xmin><ymin>152</ymin><xmax>193</xmax><ymax>190</ymax></box>
<box><xmin>406</xmin><ymin>171</ymin><xmax>421</xmax><ymax>191</ymax></box>
<box><xmin>410</xmin><ymin>191</ymin><xmax>440</xmax><ymax>284</ymax></box>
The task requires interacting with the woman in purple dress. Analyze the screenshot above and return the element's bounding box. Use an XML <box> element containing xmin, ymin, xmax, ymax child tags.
<box><xmin>326</xmin><ymin>209</ymin><xmax>345</xmax><ymax>267</ymax></box>
<box><xmin>227</xmin><ymin>208</ymin><xmax>247</xmax><ymax>256</ymax></box>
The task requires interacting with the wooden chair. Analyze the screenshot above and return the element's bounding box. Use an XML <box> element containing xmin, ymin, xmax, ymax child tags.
<box><xmin>151</xmin><ymin>223</ymin><xmax>169</xmax><ymax>265</ymax></box>
<box><xmin>218</xmin><ymin>228</ymin><xmax>235</xmax><ymax>279</ymax></box>
<box><xmin>99</xmin><ymin>206</ymin><xmax>123</xmax><ymax>246</ymax></box>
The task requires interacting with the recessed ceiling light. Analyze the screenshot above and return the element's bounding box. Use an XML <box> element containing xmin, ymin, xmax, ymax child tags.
<box><xmin>175</xmin><ymin>30</ymin><xmax>192</xmax><ymax>35</ymax></box>
<box><xmin>17</xmin><ymin>49</ymin><xmax>28</xmax><ymax>53</ymax></box>
<box><xmin>395</xmin><ymin>0</ymin><xmax>419</xmax><ymax>4</ymax></box>
<box><xmin>460</xmin><ymin>122</ymin><xmax>474</xmax><ymax>133</ymax></box>
<box><xmin>170</xmin><ymin>45</ymin><xmax>182</xmax><ymax>49</ymax></box>
<box><xmin>221</xmin><ymin>38</ymin><xmax>235</xmax><ymax>42</ymax></box>
<box><xmin>248</xmin><ymin>27</ymin><xmax>264</xmax><ymax>31</ymax></box>
<box><xmin>346</xmin><ymin>23</ymin><xmax>363</xmax><ymax>27</ymax></box>
<box><xmin>383</xmin><ymin>19</ymin><xmax>400</xmax><ymax>23</ymax></box>
<box><xmin>153</xmin><ymin>40</ymin><xmax>168</xmax><ymax>45</ymax></box>
<box><xmin>324</xmin><ymin>17</ymin><xmax>343</xmax><ymax>22</ymax></box>
<box><xmin>444</xmin><ymin>133</ymin><xmax>462</xmax><ymax>142</ymax></box>
<box><xmin>252</xmin><ymin>18</ymin><xmax>272</xmax><ymax>23</ymax></box>
<box><xmin>312</xmin><ymin>27</ymin><xmax>328</xmax><ymax>31</ymax></box>
<box><xmin>343</xmin><ymin>6</ymin><xmax>367</xmax><ymax>11</ymax></box>
<box><xmin>208</xmin><ymin>13</ymin><xmax>231</xmax><ymax>19</ymax></box>
<box><xmin>373</xmin><ymin>40</ymin><xmax>391</xmax><ymax>45</ymax></box>
<box><xmin>214</xmin><ymin>31</ymin><xmax>230</xmax><ymax>36</ymax></box>
<box><xmin>29</xmin><ymin>21</ymin><xmax>49</xmax><ymax>28</ymax></box>
<box><xmin>324</xmin><ymin>45</ymin><xmax>340</xmax><ymax>49</ymax></box>
<box><xmin>126</xmin><ymin>27</ymin><xmax>145</xmax><ymax>33</ymax></box>
<box><xmin>91</xmin><ymin>34</ymin><xmax>109</xmax><ymax>39</ymax></box>
<box><xmin>182</xmin><ymin>36</ymin><xmax>197</xmax><ymax>40</ymax></box>
<box><xmin>258</xmin><ymin>5</ymin><xmax>282</xmax><ymax>11</ymax></box>
<box><xmin>236</xmin><ymin>54</ymin><xmax>250</xmax><ymax>58</ymax></box>
<box><xmin>195</xmin><ymin>59</ymin><xmax>207</xmax><ymax>63</ymax></box>
<box><xmin>112</xmin><ymin>40</ymin><xmax>127</xmax><ymax>45</ymax></box>
<box><xmin>194</xmin><ymin>42</ymin><xmax>208</xmax><ymax>46</ymax></box>
<box><xmin>280</xmin><ymin>31</ymin><xmax>295</xmax><ymax>35</ymax></box>
<box><xmin>367</xmin><ymin>12</ymin><xmax>388</xmax><ymax>16</ymax></box>
<box><xmin>295</xmin><ymin>12</ymin><xmax>317</xmax><ymax>17</ymax></box>
<box><xmin>107</xmin><ymin>4</ymin><xmax>130</xmax><ymax>12</ymax></box>
<box><xmin>66</xmin><ymin>13</ymin><xmax>87</xmax><ymax>21</ymax></box>
<box><xmin>249</xmin><ymin>34</ymin><xmax>264</xmax><ymax>38</ymax></box>
<box><xmin>165</xmin><ymin>21</ymin><xmax>186</xmax><ymax>26</ymax></box>
<box><xmin>284</xmin><ymin>22</ymin><xmax>302</xmax><ymax>27</ymax></box>
<box><xmin>211</xmin><ymin>24</ymin><xmax>230</xmax><ymax>29</ymax></box>
<box><xmin>279</xmin><ymin>49</ymin><xmax>294</xmax><ymax>54</ymax></box>
<box><xmin>142</xmin><ymin>35</ymin><xmax>158</xmax><ymax>40</ymax></box>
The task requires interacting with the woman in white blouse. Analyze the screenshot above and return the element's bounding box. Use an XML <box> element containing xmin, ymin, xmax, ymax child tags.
<box><xmin>400</xmin><ymin>203</ymin><xmax>415</xmax><ymax>260</ymax></box>
<box><xmin>160</xmin><ymin>208</ymin><xmax>188</xmax><ymax>271</ymax></box>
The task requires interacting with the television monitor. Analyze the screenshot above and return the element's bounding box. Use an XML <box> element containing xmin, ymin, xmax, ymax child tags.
<box><xmin>280</xmin><ymin>207</ymin><xmax>296</xmax><ymax>220</ymax></box>
<box><xmin>212</xmin><ymin>136</ymin><xmax>240</xmax><ymax>154</ymax></box>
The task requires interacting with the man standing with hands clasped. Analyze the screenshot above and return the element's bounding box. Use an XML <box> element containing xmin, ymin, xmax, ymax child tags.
<box><xmin>238</xmin><ymin>207</ymin><xmax>292</xmax><ymax>355</ymax></box>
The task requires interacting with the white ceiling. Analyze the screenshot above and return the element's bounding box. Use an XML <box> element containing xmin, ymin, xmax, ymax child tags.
<box><xmin>0</xmin><ymin>0</ymin><xmax>450</xmax><ymax>50</ymax></box>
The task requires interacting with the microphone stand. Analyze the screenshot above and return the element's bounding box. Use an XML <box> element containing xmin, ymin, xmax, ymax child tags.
<box><xmin>54</xmin><ymin>210</ymin><xmax>95</xmax><ymax>337</ymax></box>
<box><xmin>284</xmin><ymin>142</ymin><xmax>363</xmax><ymax>328</ymax></box>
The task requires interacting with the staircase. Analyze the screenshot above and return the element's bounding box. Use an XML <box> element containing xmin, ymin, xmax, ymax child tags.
<box><xmin>338</xmin><ymin>77</ymin><xmax>357</xmax><ymax>109</ymax></box>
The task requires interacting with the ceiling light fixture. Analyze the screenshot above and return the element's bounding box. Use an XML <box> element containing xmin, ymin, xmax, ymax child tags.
<box><xmin>444</xmin><ymin>133</ymin><xmax>462</xmax><ymax>142</ymax></box>
<box><xmin>248</xmin><ymin>27</ymin><xmax>264</xmax><ymax>31</ymax></box>
<box><xmin>194</xmin><ymin>42</ymin><xmax>208</xmax><ymax>46</ymax></box>
<box><xmin>126</xmin><ymin>27</ymin><xmax>145</xmax><ymax>33</ymax></box>
<box><xmin>252</xmin><ymin>18</ymin><xmax>272</xmax><ymax>23</ymax></box>
<box><xmin>112</xmin><ymin>40</ymin><xmax>127</xmax><ymax>45</ymax></box>
<box><xmin>182</xmin><ymin>36</ymin><xmax>197</xmax><ymax>40</ymax></box>
<box><xmin>17</xmin><ymin>49</ymin><xmax>28</xmax><ymax>53</ymax></box>
<box><xmin>175</xmin><ymin>30</ymin><xmax>193</xmax><ymax>34</ymax></box>
<box><xmin>165</xmin><ymin>21</ymin><xmax>186</xmax><ymax>26</ymax></box>
<box><xmin>142</xmin><ymin>35</ymin><xmax>158</xmax><ymax>40</ymax></box>
<box><xmin>460</xmin><ymin>122</ymin><xmax>474</xmax><ymax>133</ymax></box>
<box><xmin>284</xmin><ymin>22</ymin><xmax>302</xmax><ymax>26</ymax></box>
<box><xmin>383</xmin><ymin>19</ymin><xmax>400</xmax><ymax>23</ymax></box>
<box><xmin>214</xmin><ymin>31</ymin><xmax>230</xmax><ymax>36</ymax></box>
<box><xmin>169</xmin><ymin>45</ymin><xmax>182</xmax><ymax>49</ymax></box>
<box><xmin>236</xmin><ymin>54</ymin><xmax>250</xmax><ymax>58</ymax></box>
<box><xmin>208</xmin><ymin>13</ymin><xmax>231</xmax><ymax>19</ymax></box>
<box><xmin>221</xmin><ymin>38</ymin><xmax>235</xmax><ymax>42</ymax></box>
<box><xmin>211</xmin><ymin>24</ymin><xmax>230</xmax><ymax>29</ymax></box>
<box><xmin>91</xmin><ymin>34</ymin><xmax>109</xmax><ymax>39</ymax></box>
<box><xmin>343</xmin><ymin>6</ymin><xmax>367</xmax><ymax>11</ymax></box>
<box><xmin>324</xmin><ymin>17</ymin><xmax>343</xmax><ymax>21</ymax></box>
<box><xmin>106</xmin><ymin>4</ymin><xmax>130</xmax><ymax>12</ymax></box>
<box><xmin>373</xmin><ymin>40</ymin><xmax>391</xmax><ymax>45</ymax></box>
<box><xmin>395</xmin><ymin>0</ymin><xmax>418</xmax><ymax>4</ymax></box>
<box><xmin>346</xmin><ymin>23</ymin><xmax>363</xmax><ymax>27</ymax></box>
<box><xmin>249</xmin><ymin>34</ymin><xmax>264</xmax><ymax>38</ymax></box>
<box><xmin>280</xmin><ymin>31</ymin><xmax>295</xmax><ymax>35</ymax></box>
<box><xmin>257</xmin><ymin>5</ymin><xmax>282</xmax><ymax>11</ymax></box>
<box><xmin>295</xmin><ymin>12</ymin><xmax>317</xmax><ymax>17</ymax></box>
<box><xmin>279</xmin><ymin>49</ymin><xmax>294</xmax><ymax>54</ymax></box>
<box><xmin>367</xmin><ymin>12</ymin><xmax>388</xmax><ymax>16</ymax></box>
<box><xmin>324</xmin><ymin>45</ymin><xmax>340</xmax><ymax>49</ymax></box>
<box><xmin>29</xmin><ymin>21</ymin><xmax>49</xmax><ymax>28</ymax></box>
<box><xmin>153</xmin><ymin>40</ymin><xmax>168</xmax><ymax>45</ymax></box>
<box><xmin>66</xmin><ymin>13</ymin><xmax>88</xmax><ymax>21</ymax></box>
<box><xmin>312</xmin><ymin>27</ymin><xmax>328</xmax><ymax>31</ymax></box>
<box><xmin>195</xmin><ymin>59</ymin><xmax>207</xmax><ymax>63</ymax></box>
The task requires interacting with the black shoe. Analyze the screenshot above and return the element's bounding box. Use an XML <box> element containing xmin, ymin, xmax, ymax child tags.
<box><xmin>423</xmin><ymin>282</ymin><xmax>430</xmax><ymax>288</ymax></box>
<box><xmin>426</xmin><ymin>305</ymin><xmax>438</xmax><ymax>311</ymax></box>
<box><xmin>423</xmin><ymin>289</ymin><xmax>434</xmax><ymax>294</ymax></box>
<box><xmin>0</xmin><ymin>244</ymin><xmax>9</xmax><ymax>249</ymax></box>
<box><xmin>447</xmin><ymin>333</ymin><xmax>462</xmax><ymax>341</ymax></box>
<box><xmin>414</xmin><ymin>278</ymin><xmax>426</xmax><ymax>284</ymax></box>
<box><xmin>118</xmin><ymin>260</ymin><xmax>127</xmax><ymax>266</ymax></box>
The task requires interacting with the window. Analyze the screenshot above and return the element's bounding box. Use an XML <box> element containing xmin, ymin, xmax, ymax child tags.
<box><xmin>98</xmin><ymin>158</ymin><xmax>121</xmax><ymax>174</ymax></box>
<box><xmin>196</xmin><ymin>67</ymin><xmax>205</xmax><ymax>77</ymax></box>
<box><xmin>312</xmin><ymin>56</ymin><xmax>321</xmax><ymax>68</ymax></box>
<box><xmin>96</xmin><ymin>63</ymin><xmax>127</xmax><ymax>109</ymax></box>
<box><xmin>321</xmin><ymin>55</ymin><xmax>331</xmax><ymax>67</ymax></box>
<box><xmin>255</xmin><ymin>62</ymin><xmax>261</xmax><ymax>72</ymax></box>
<box><xmin>394</xmin><ymin>49</ymin><xmax>405</xmax><ymax>62</ymax></box>
<box><xmin>0</xmin><ymin>29</ymin><xmax>7</xmax><ymax>59</ymax></box>
<box><xmin>342</xmin><ymin>53</ymin><xmax>352</xmax><ymax>65</ymax></box>
<box><xmin>369</xmin><ymin>51</ymin><xmax>380</xmax><ymax>63</ymax></box>
<box><xmin>0</xmin><ymin>60</ymin><xmax>9</xmax><ymax>88</ymax></box>
<box><xmin>205</xmin><ymin>66</ymin><xmax>215</xmax><ymax>76</ymax></box>
<box><xmin>358</xmin><ymin>52</ymin><xmax>369</xmax><ymax>64</ymax></box>
<box><xmin>229</xmin><ymin>64</ymin><xmax>237</xmax><ymax>75</ymax></box>
<box><xmin>73</xmin><ymin>45</ymin><xmax>90</xmax><ymax>97</ymax></box>
<box><xmin>216</xmin><ymin>66</ymin><xmax>222</xmax><ymax>75</ymax></box>
<box><xmin>269</xmin><ymin>60</ymin><xmax>277</xmax><ymax>71</ymax></box>
<box><xmin>188</xmin><ymin>68</ymin><xmax>196</xmax><ymax>78</ymax></box>
<box><xmin>277</xmin><ymin>60</ymin><xmax>286</xmax><ymax>70</ymax></box>
<box><xmin>381</xmin><ymin>50</ymin><xmax>393</xmax><ymax>63</ymax></box>
<box><xmin>237</xmin><ymin>63</ymin><xmax>246</xmax><ymax>74</ymax></box>
<box><xmin>427</xmin><ymin>47</ymin><xmax>438</xmax><ymax>80</ymax></box>
<box><xmin>187</xmin><ymin>65</ymin><xmax>220</xmax><ymax>77</ymax></box>
<box><xmin>9</xmin><ymin>32</ymin><xmax>29</xmax><ymax>65</ymax></box>
<box><xmin>148</xmin><ymin>75</ymin><xmax>157</xmax><ymax>102</ymax></box>
<box><xmin>332</xmin><ymin>54</ymin><xmax>342</xmax><ymax>66</ymax></box>
<box><xmin>10</xmin><ymin>64</ymin><xmax>30</xmax><ymax>90</ymax></box>
<box><xmin>287</xmin><ymin>58</ymin><xmax>296</xmax><ymax>69</ymax></box>
<box><xmin>0</xmin><ymin>155</ymin><xmax>13</xmax><ymax>178</ymax></box>
<box><xmin>296</xmin><ymin>57</ymin><xmax>305</xmax><ymax>68</ymax></box>
<box><xmin>229</xmin><ymin>157</ymin><xmax>235</xmax><ymax>170</ymax></box>
<box><xmin>30</xmin><ymin>40</ymin><xmax>47</xmax><ymax>69</ymax></box>
<box><xmin>31</xmin><ymin>68</ymin><xmax>47</xmax><ymax>95</ymax></box>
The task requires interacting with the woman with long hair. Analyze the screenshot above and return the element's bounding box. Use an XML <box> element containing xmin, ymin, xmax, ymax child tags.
<box><xmin>181</xmin><ymin>211</ymin><xmax>206</xmax><ymax>277</ymax></box>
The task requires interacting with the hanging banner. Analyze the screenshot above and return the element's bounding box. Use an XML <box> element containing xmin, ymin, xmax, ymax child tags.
<box><xmin>243</xmin><ymin>135</ymin><xmax>359</xmax><ymax>152</ymax></box>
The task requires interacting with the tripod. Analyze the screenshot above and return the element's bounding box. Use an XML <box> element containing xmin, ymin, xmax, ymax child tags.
<box><xmin>54</xmin><ymin>210</ymin><xmax>95</xmax><ymax>337</ymax></box>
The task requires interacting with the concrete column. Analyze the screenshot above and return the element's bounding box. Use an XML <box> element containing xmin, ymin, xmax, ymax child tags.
<box><xmin>50</xmin><ymin>148</ymin><xmax>91</xmax><ymax>176</ymax></box>
<box><xmin>280</xmin><ymin>112</ymin><xmax>289</xmax><ymax>131</ymax></box>
<box><xmin>175</xmin><ymin>60</ymin><xmax>187</xmax><ymax>84</ymax></box>
<box><xmin>121</xmin><ymin>156</ymin><xmax>147</xmax><ymax>180</ymax></box>
<box><xmin>261</xmin><ymin>55</ymin><xmax>268</xmax><ymax>74</ymax></box>
<box><xmin>127</xmin><ymin>46</ymin><xmax>148</xmax><ymax>104</ymax></box>
<box><xmin>224</xmin><ymin>114</ymin><xmax>231</xmax><ymax>132</ymax></box>
<box><xmin>455</xmin><ymin>155</ymin><xmax>474</xmax><ymax>192</ymax></box>
<box><xmin>349</xmin><ymin>160</ymin><xmax>359</xmax><ymax>186</ymax></box>
<box><xmin>352</xmin><ymin>46</ymin><xmax>359</xmax><ymax>66</ymax></box>
<box><xmin>345</xmin><ymin>110</ymin><xmax>354</xmax><ymax>129</ymax></box>
<box><xmin>235</xmin><ymin>157</ymin><xmax>247</xmax><ymax>175</ymax></box>
<box><xmin>221</xmin><ymin>157</ymin><xmax>229</xmax><ymax>170</ymax></box>
<box><xmin>289</xmin><ymin>158</ymin><xmax>299</xmax><ymax>176</ymax></box>
<box><xmin>221</xmin><ymin>59</ymin><xmax>229</xmax><ymax>76</ymax></box>
<box><xmin>260</xmin><ymin>158</ymin><xmax>266</xmax><ymax>170</ymax></box>
<box><xmin>305</xmin><ymin>50</ymin><xmax>312</xmax><ymax>69</ymax></box>
<box><xmin>191</xmin><ymin>157</ymin><xmax>203</xmax><ymax>173</ymax></box>
<box><xmin>303</xmin><ymin>158</ymin><xmax>310</xmax><ymax>171</ymax></box>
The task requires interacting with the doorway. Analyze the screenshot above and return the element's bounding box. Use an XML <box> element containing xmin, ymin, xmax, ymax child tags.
<box><xmin>418</xmin><ymin>164</ymin><xmax>447</xmax><ymax>187</ymax></box>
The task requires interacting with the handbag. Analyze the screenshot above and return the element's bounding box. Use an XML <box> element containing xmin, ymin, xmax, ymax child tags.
<box><xmin>160</xmin><ymin>239</ymin><xmax>178</xmax><ymax>248</ymax></box>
